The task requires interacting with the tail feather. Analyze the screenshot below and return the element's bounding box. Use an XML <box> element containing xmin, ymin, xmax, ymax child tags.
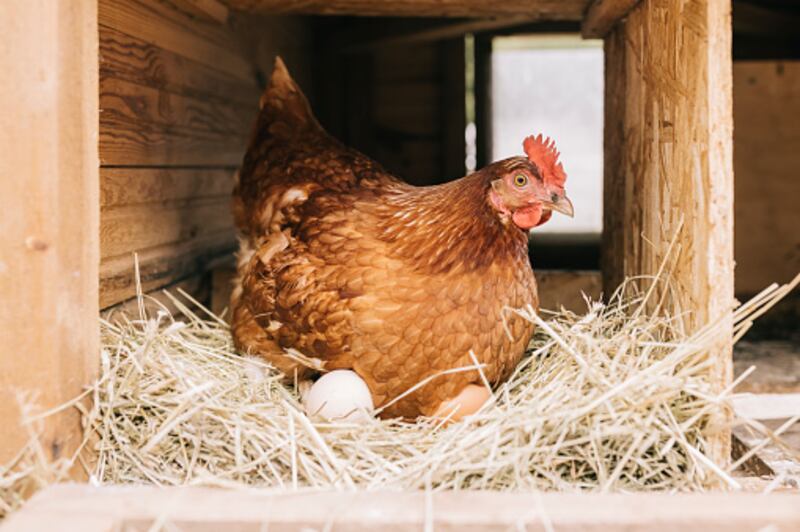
<box><xmin>234</xmin><ymin>57</ymin><xmax>327</xmax><ymax>236</ymax></box>
<box><xmin>256</xmin><ymin>56</ymin><xmax>321</xmax><ymax>136</ymax></box>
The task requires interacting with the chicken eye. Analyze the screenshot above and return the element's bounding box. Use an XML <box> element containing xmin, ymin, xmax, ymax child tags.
<box><xmin>513</xmin><ymin>174</ymin><xmax>528</xmax><ymax>187</ymax></box>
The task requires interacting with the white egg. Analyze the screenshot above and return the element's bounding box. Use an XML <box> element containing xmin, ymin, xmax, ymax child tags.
<box><xmin>303</xmin><ymin>370</ymin><xmax>374</xmax><ymax>423</ymax></box>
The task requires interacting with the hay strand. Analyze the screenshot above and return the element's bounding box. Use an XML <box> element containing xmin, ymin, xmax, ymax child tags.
<box><xmin>71</xmin><ymin>272</ymin><xmax>797</xmax><ymax>493</ymax></box>
<box><xmin>3</xmin><ymin>271</ymin><xmax>799</xmax><ymax>517</ymax></box>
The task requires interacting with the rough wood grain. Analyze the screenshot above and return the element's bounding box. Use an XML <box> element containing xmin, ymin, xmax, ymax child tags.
<box><xmin>733</xmin><ymin>61</ymin><xmax>800</xmax><ymax>295</ymax></box>
<box><xmin>0</xmin><ymin>0</ymin><xmax>99</xmax><ymax>465</ymax></box>
<box><xmin>100</xmin><ymin>24</ymin><xmax>259</xmax><ymax>107</ymax></box>
<box><xmin>99</xmin><ymin>76</ymin><xmax>253</xmax><ymax>166</ymax></box>
<box><xmin>581</xmin><ymin>0</ymin><xmax>640</xmax><ymax>38</ymax></box>
<box><xmin>100</xmin><ymin>168</ymin><xmax>234</xmax><ymax>208</ymax></box>
<box><xmin>101</xmin><ymin>199</ymin><xmax>233</xmax><ymax>260</ymax></box>
<box><xmin>5</xmin><ymin>485</ymin><xmax>800</xmax><ymax>531</ymax></box>
<box><xmin>221</xmin><ymin>0</ymin><xmax>590</xmax><ymax>19</ymax></box>
<box><xmin>96</xmin><ymin>1</ymin><xmax>314</xmax><ymax>309</ymax></box>
<box><xmin>602</xmin><ymin>0</ymin><xmax>734</xmax><ymax>469</ymax></box>
<box><xmin>100</xmin><ymin>232</ymin><xmax>235</xmax><ymax>309</ymax></box>
<box><xmin>99</xmin><ymin>0</ymin><xmax>252</xmax><ymax>81</ymax></box>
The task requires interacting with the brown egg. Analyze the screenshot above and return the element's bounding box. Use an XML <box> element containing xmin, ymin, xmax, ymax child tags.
<box><xmin>433</xmin><ymin>384</ymin><xmax>491</xmax><ymax>421</ymax></box>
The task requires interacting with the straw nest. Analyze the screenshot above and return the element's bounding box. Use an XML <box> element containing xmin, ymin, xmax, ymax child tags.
<box><xmin>82</xmin><ymin>272</ymin><xmax>796</xmax><ymax>493</ymax></box>
<box><xmin>2</xmin><ymin>269</ymin><xmax>798</xmax><ymax>516</ymax></box>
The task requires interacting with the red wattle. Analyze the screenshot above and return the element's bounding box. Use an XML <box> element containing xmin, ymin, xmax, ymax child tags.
<box><xmin>512</xmin><ymin>204</ymin><xmax>543</xmax><ymax>230</ymax></box>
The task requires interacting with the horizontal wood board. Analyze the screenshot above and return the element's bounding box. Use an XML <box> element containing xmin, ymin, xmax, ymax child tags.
<box><xmin>221</xmin><ymin>0</ymin><xmax>591</xmax><ymax>18</ymax></box>
<box><xmin>98</xmin><ymin>0</ymin><xmax>313</xmax><ymax>308</ymax></box>
<box><xmin>4</xmin><ymin>485</ymin><xmax>800</xmax><ymax>531</ymax></box>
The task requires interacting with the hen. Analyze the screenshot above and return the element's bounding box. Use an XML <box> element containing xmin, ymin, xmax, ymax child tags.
<box><xmin>231</xmin><ymin>58</ymin><xmax>573</xmax><ymax>420</ymax></box>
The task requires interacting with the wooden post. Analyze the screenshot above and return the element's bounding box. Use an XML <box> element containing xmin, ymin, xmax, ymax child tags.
<box><xmin>0</xmin><ymin>1</ymin><xmax>99</xmax><ymax>466</ymax></box>
<box><xmin>602</xmin><ymin>0</ymin><xmax>734</xmax><ymax>468</ymax></box>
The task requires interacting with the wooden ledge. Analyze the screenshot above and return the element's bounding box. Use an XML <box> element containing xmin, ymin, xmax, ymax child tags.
<box><xmin>4</xmin><ymin>484</ymin><xmax>800</xmax><ymax>531</ymax></box>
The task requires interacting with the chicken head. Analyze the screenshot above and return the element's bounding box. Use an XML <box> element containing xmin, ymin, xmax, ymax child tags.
<box><xmin>488</xmin><ymin>135</ymin><xmax>574</xmax><ymax>230</ymax></box>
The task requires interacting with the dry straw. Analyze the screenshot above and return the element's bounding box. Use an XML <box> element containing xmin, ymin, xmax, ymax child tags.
<box><xmin>2</xmin><ymin>265</ymin><xmax>799</xmax><ymax>515</ymax></box>
<box><xmin>79</xmin><ymin>268</ymin><xmax>797</xmax><ymax>493</ymax></box>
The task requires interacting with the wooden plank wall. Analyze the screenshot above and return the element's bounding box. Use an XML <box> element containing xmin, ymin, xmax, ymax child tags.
<box><xmin>371</xmin><ymin>44</ymin><xmax>448</xmax><ymax>184</ymax></box>
<box><xmin>603</xmin><ymin>0</ymin><xmax>734</xmax><ymax>468</ymax></box>
<box><xmin>733</xmin><ymin>61</ymin><xmax>800</xmax><ymax>296</ymax></box>
<box><xmin>317</xmin><ymin>36</ymin><xmax>466</xmax><ymax>187</ymax></box>
<box><xmin>98</xmin><ymin>0</ymin><xmax>312</xmax><ymax>309</ymax></box>
<box><xmin>0</xmin><ymin>1</ymin><xmax>99</xmax><ymax>465</ymax></box>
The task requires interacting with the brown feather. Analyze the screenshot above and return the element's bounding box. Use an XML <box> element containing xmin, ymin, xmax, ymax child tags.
<box><xmin>231</xmin><ymin>58</ymin><xmax>540</xmax><ymax>419</ymax></box>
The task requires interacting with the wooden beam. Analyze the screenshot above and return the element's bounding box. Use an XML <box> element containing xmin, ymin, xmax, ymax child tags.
<box><xmin>341</xmin><ymin>17</ymin><xmax>537</xmax><ymax>53</ymax></box>
<box><xmin>581</xmin><ymin>0</ymin><xmax>640</xmax><ymax>38</ymax></box>
<box><xmin>183</xmin><ymin>0</ymin><xmax>230</xmax><ymax>23</ymax></box>
<box><xmin>221</xmin><ymin>0</ymin><xmax>590</xmax><ymax>19</ymax></box>
<box><xmin>0</xmin><ymin>0</ymin><xmax>99</xmax><ymax>465</ymax></box>
<box><xmin>602</xmin><ymin>0</ymin><xmax>734</xmax><ymax>471</ymax></box>
<box><xmin>6</xmin><ymin>485</ymin><xmax>800</xmax><ymax>530</ymax></box>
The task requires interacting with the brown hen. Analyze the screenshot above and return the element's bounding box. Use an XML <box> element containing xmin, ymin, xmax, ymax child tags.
<box><xmin>231</xmin><ymin>58</ymin><xmax>573</xmax><ymax>419</ymax></box>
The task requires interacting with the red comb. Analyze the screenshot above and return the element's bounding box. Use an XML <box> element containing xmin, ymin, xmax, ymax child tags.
<box><xmin>523</xmin><ymin>134</ymin><xmax>566</xmax><ymax>188</ymax></box>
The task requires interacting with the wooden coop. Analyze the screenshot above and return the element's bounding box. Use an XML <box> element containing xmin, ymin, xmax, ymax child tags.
<box><xmin>2</xmin><ymin>0</ymin><xmax>799</xmax><ymax>529</ymax></box>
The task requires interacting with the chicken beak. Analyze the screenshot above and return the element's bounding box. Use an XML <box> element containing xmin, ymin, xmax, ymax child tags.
<box><xmin>546</xmin><ymin>195</ymin><xmax>574</xmax><ymax>217</ymax></box>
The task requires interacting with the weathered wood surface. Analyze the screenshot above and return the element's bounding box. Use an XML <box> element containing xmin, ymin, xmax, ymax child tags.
<box><xmin>99</xmin><ymin>76</ymin><xmax>253</xmax><ymax>166</ymax></box>
<box><xmin>5</xmin><ymin>485</ymin><xmax>800</xmax><ymax>531</ymax></box>
<box><xmin>100</xmin><ymin>233</ymin><xmax>235</xmax><ymax>309</ymax></box>
<box><xmin>99</xmin><ymin>24</ymin><xmax>259</xmax><ymax>107</ymax></box>
<box><xmin>100</xmin><ymin>168</ymin><xmax>234</xmax><ymax>208</ymax></box>
<box><xmin>101</xmin><ymin>201</ymin><xmax>233</xmax><ymax>260</ymax></box>
<box><xmin>602</xmin><ymin>0</ymin><xmax>734</xmax><ymax>469</ymax></box>
<box><xmin>581</xmin><ymin>0</ymin><xmax>641</xmax><ymax>38</ymax></box>
<box><xmin>0</xmin><ymin>1</ymin><xmax>99</xmax><ymax>465</ymax></box>
<box><xmin>99</xmin><ymin>0</ymin><xmax>252</xmax><ymax>80</ymax></box>
<box><xmin>97</xmin><ymin>0</ymin><xmax>315</xmax><ymax>308</ymax></box>
<box><xmin>222</xmin><ymin>0</ymin><xmax>590</xmax><ymax>19</ymax></box>
<box><xmin>733</xmin><ymin>61</ymin><xmax>800</xmax><ymax>295</ymax></box>
<box><xmin>99</xmin><ymin>167</ymin><xmax>236</xmax><ymax>307</ymax></box>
